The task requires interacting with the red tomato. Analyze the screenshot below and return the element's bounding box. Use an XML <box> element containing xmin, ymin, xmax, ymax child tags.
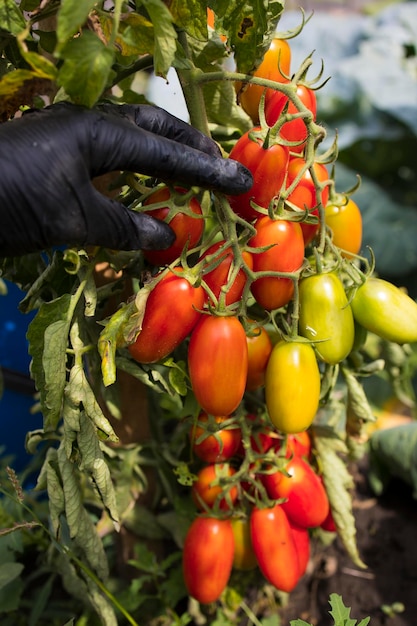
<box><xmin>190</xmin><ymin>412</ymin><xmax>241</xmax><ymax>463</ymax></box>
<box><xmin>188</xmin><ymin>315</ymin><xmax>248</xmax><ymax>415</ymax></box>
<box><xmin>228</xmin><ymin>128</ymin><xmax>290</xmax><ymax>222</ymax></box>
<box><xmin>262</xmin><ymin>456</ymin><xmax>330</xmax><ymax>528</ymax></box>
<box><xmin>250</xmin><ymin>504</ymin><xmax>300</xmax><ymax>592</ymax></box>
<box><xmin>286</xmin><ymin>157</ymin><xmax>330</xmax><ymax>246</ymax></box>
<box><xmin>321</xmin><ymin>508</ymin><xmax>337</xmax><ymax>532</ymax></box>
<box><xmin>325</xmin><ymin>196</ymin><xmax>363</xmax><ymax>258</ymax></box>
<box><xmin>288</xmin><ymin>519</ymin><xmax>310</xmax><ymax>577</ymax></box>
<box><xmin>249</xmin><ymin>217</ymin><xmax>305</xmax><ymax>311</ymax></box>
<box><xmin>246</xmin><ymin>323</ymin><xmax>273</xmax><ymax>391</ymax></box>
<box><xmin>142</xmin><ymin>186</ymin><xmax>204</xmax><ymax>266</ymax></box>
<box><xmin>275</xmin><ymin>431</ymin><xmax>312</xmax><ymax>459</ymax></box>
<box><xmin>128</xmin><ymin>271</ymin><xmax>204</xmax><ymax>363</ymax></box>
<box><xmin>231</xmin><ymin>517</ymin><xmax>258</xmax><ymax>571</ymax></box>
<box><xmin>183</xmin><ymin>516</ymin><xmax>234</xmax><ymax>603</ymax></box>
<box><xmin>265</xmin><ymin>84</ymin><xmax>317</xmax><ymax>153</ymax></box>
<box><xmin>201</xmin><ymin>240</ymin><xmax>253</xmax><ymax>306</ymax></box>
<box><xmin>192</xmin><ymin>463</ymin><xmax>238</xmax><ymax>511</ymax></box>
<box><xmin>235</xmin><ymin>38</ymin><xmax>291</xmax><ymax>124</ymax></box>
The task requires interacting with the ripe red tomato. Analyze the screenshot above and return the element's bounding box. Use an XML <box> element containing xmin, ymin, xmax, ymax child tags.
<box><xmin>265</xmin><ymin>84</ymin><xmax>317</xmax><ymax>153</ymax></box>
<box><xmin>201</xmin><ymin>240</ymin><xmax>253</xmax><ymax>306</ymax></box>
<box><xmin>188</xmin><ymin>315</ymin><xmax>248</xmax><ymax>415</ymax></box>
<box><xmin>288</xmin><ymin>519</ymin><xmax>310</xmax><ymax>577</ymax></box>
<box><xmin>228</xmin><ymin>128</ymin><xmax>290</xmax><ymax>222</ymax></box>
<box><xmin>286</xmin><ymin>157</ymin><xmax>330</xmax><ymax>246</ymax></box>
<box><xmin>250</xmin><ymin>504</ymin><xmax>300</xmax><ymax>592</ymax></box>
<box><xmin>262</xmin><ymin>456</ymin><xmax>330</xmax><ymax>528</ymax></box>
<box><xmin>192</xmin><ymin>463</ymin><xmax>238</xmax><ymax>511</ymax></box>
<box><xmin>246</xmin><ymin>322</ymin><xmax>273</xmax><ymax>391</ymax></box>
<box><xmin>142</xmin><ymin>186</ymin><xmax>204</xmax><ymax>266</ymax></box>
<box><xmin>325</xmin><ymin>196</ymin><xmax>363</xmax><ymax>258</ymax></box>
<box><xmin>231</xmin><ymin>517</ymin><xmax>258</xmax><ymax>571</ymax></box>
<box><xmin>265</xmin><ymin>340</ymin><xmax>321</xmax><ymax>433</ymax></box>
<box><xmin>190</xmin><ymin>412</ymin><xmax>241</xmax><ymax>463</ymax></box>
<box><xmin>128</xmin><ymin>270</ymin><xmax>204</xmax><ymax>364</ymax></box>
<box><xmin>183</xmin><ymin>516</ymin><xmax>234</xmax><ymax>604</ymax></box>
<box><xmin>249</xmin><ymin>216</ymin><xmax>305</xmax><ymax>311</ymax></box>
<box><xmin>235</xmin><ymin>38</ymin><xmax>291</xmax><ymax>124</ymax></box>
<box><xmin>321</xmin><ymin>508</ymin><xmax>337</xmax><ymax>532</ymax></box>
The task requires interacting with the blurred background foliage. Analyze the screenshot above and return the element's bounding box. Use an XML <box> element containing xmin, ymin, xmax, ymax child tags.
<box><xmin>281</xmin><ymin>1</ymin><xmax>417</xmax><ymax>289</ymax></box>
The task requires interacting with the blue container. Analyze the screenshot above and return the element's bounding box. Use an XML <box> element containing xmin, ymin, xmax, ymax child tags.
<box><xmin>0</xmin><ymin>281</ymin><xmax>42</xmax><ymax>472</ymax></box>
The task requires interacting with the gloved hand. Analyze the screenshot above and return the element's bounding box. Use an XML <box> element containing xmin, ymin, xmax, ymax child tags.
<box><xmin>0</xmin><ymin>102</ymin><xmax>252</xmax><ymax>257</ymax></box>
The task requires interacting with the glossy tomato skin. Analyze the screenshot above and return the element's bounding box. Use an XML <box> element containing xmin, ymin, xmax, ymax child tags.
<box><xmin>325</xmin><ymin>197</ymin><xmax>362</xmax><ymax>258</ymax></box>
<box><xmin>183</xmin><ymin>516</ymin><xmax>234</xmax><ymax>604</ymax></box>
<box><xmin>265</xmin><ymin>340</ymin><xmax>320</xmax><ymax>434</ymax></box>
<box><xmin>321</xmin><ymin>508</ymin><xmax>337</xmax><ymax>532</ymax></box>
<box><xmin>265</xmin><ymin>84</ymin><xmax>317</xmax><ymax>152</ymax></box>
<box><xmin>236</xmin><ymin>39</ymin><xmax>291</xmax><ymax>123</ymax></box>
<box><xmin>262</xmin><ymin>456</ymin><xmax>330</xmax><ymax>528</ymax></box>
<box><xmin>288</xmin><ymin>519</ymin><xmax>310</xmax><ymax>577</ymax></box>
<box><xmin>351</xmin><ymin>278</ymin><xmax>417</xmax><ymax>344</ymax></box>
<box><xmin>231</xmin><ymin>517</ymin><xmax>258</xmax><ymax>571</ymax></box>
<box><xmin>298</xmin><ymin>272</ymin><xmax>355</xmax><ymax>364</ymax></box>
<box><xmin>192</xmin><ymin>463</ymin><xmax>238</xmax><ymax>511</ymax></box>
<box><xmin>228</xmin><ymin>129</ymin><xmax>290</xmax><ymax>222</ymax></box>
<box><xmin>143</xmin><ymin>186</ymin><xmax>204</xmax><ymax>266</ymax></box>
<box><xmin>190</xmin><ymin>412</ymin><xmax>241</xmax><ymax>463</ymax></box>
<box><xmin>250</xmin><ymin>217</ymin><xmax>305</xmax><ymax>311</ymax></box>
<box><xmin>286</xmin><ymin>158</ymin><xmax>329</xmax><ymax>246</ymax></box>
<box><xmin>188</xmin><ymin>315</ymin><xmax>248</xmax><ymax>415</ymax></box>
<box><xmin>128</xmin><ymin>271</ymin><xmax>204</xmax><ymax>364</ymax></box>
<box><xmin>201</xmin><ymin>240</ymin><xmax>253</xmax><ymax>306</ymax></box>
<box><xmin>250</xmin><ymin>504</ymin><xmax>300</xmax><ymax>592</ymax></box>
<box><xmin>246</xmin><ymin>323</ymin><xmax>273</xmax><ymax>391</ymax></box>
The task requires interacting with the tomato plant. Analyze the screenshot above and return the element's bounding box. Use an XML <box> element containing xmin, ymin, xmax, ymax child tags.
<box><xmin>249</xmin><ymin>216</ymin><xmax>305</xmax><ymax>311</ymax></box>
<box><xmin>190</xmin><ymin>412</ymin><xmax>241</xmax><ymax>463</ymax></box>
<box><xmin>350</xmin><ymin>277</ymin><xmax>417</xmax><ymax>344</ymax></box>
<box><xmin>192</xmin><ymin>463</ymin><xmax>238</xmax><ymax>511</ymax></box>
<box><xmin>231</xmin><ymin>517</ymin><xmax>258</xmax><ymax>571</ymax></box>
<box><xmin>246</xmin><ymin>322</ymin><xmax>273</xmax><ymax>391</ymax></box>
<box><xmin>288</xmin><ymin>518</ymin><xmax>311</xmax><ymax>577</ymax></box>
<box><xmin>142</xmin><ymin>186</ymin><xmax>204</xmax><ymax>266</ymax></box>
<box><xmin>182</xmin><ymin>516</ymin><xmax>235</xmax><ymax>604</ymax></box>
<box><xmin>286</xmin><ymin>157</ymin><xmax>330</xmax><ymax>245</ymax></box>
<box><xmin>325</xmin><ymin>196</ymin><xmax>363</xmax><ymax>258</ymax></box>
<box><xmin>201</xmin><ymin>240</ymin><xmax>253</xmax><ymax>306</ymax></box>
<box><xmin>128</xmin><ymin>270</ymin><xmax>204</xmax><ymax>363</ymax></box>
<box><xmin>262</xmin><ymin>456</ymin><xmax>330</xmax><ymax>528</ymax></box>
<box><xmin>298</xmin><ymin>271</ymin><xmax>355</xmax><ymax>364</ymax></box>
<box><xmin>235</xmin><ymin>38</ymin><xmax>291</xmax><ymax>123</ymax></box>
<box><xmin>188</xmin><ymin>315</ymin><xmax>248</xmax><ymax>415</ymax></box>
<box><xmin>228</xmin><ymin>128</ymin><xmax>290</xmax><ymax>222</ymax></box>
<box><xmin>250</xmin><ymin>504</ymin><xmax>300</xmax><ymax>592</ymax></box>
<box><xmin>275</xmin><ymin>431</ymin><xmax>312</xmax><ymax>459</ymax></box>
<box><xmin>265</xmin><ymin>84</ymin><xmax>317</xmax><ymax>152</ymax></box>
<box><xmin>265</xmin><ymin>340</ymin><xmax>321</xmax><ymax>433</ymax></box>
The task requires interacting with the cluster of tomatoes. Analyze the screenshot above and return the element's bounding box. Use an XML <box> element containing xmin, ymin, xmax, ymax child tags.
<box><xmin>124</xmin><ymin>32</ymin><xmax>417</xmax><ymax>608</ymax></box>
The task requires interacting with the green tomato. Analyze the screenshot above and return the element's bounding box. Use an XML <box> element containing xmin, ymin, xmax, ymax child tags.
<box><xmin>298</xmin><ymin>272</ymin><xmax>355</xmax><ymax>364</ymax></box>
<box><xmin>351</xmin><ymin>278</ymin><xmax>417</xmax><ymax>344</ymax></box>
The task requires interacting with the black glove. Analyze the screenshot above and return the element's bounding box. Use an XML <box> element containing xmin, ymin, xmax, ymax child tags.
<box><xmin>0</xmin><ymin>102</ymin><xmax>252</xmax><ymax>257</ymax></box>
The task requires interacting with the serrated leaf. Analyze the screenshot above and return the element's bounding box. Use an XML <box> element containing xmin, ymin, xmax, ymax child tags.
<box><xmin>58</xmin><ymin>31</ymin><xmax>115</xmax><ymax>107</ymax></box>
<box><xmin>328</xmin><ymin>593</ymin><xmax>370</xmax><ymax>626</ymax></box>
<box><xmin>56</xmin><ymin>0</ymin><xmax>98</xmax><ymax>48</ymax></box>
<box><xmin>27</xmin><ymin>294</ymin><xmax>72</xmax><ymax>431</ymax></box>
<box><xmin>0</xmin><ymin>0</ymin><xmax>26</xmax><ymax>36</ymax></box>
<box><xmin>313</xmin><ymin>433</ymin><xmax>366</xmax><ymax>569</ymax></box>
<box><xmin>140</xmin><ymin>0</ymin><xmax>177</xmax><ymax>78</ymax></box>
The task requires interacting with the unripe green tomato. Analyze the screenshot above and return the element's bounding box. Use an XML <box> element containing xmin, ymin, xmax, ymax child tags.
<box><xmin>351</xmin><ymin>277</ymin><xmax>417</xmax><ymax>344</ymax></box>
<box><xmin>298</xmin><ymin>272</ymin><xmax>355</xmax><ymax>364</ymax></box>
<box><xmin>265</xmin><ymin>340</ymin><xmax>320</xmax><ymax>434</ymax></box>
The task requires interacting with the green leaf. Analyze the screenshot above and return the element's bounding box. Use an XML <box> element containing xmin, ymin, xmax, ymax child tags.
<box><xmin>140</xmin><ymin>0</ymin><xmax>177</xmax><ymax>78</ymax></box>
<box><xmin>328</xmin><ymin>593</ymin><xmax>370</xmax><ymax>626</ymax></box>
<box><xmin>170</xmin><ymin>0</ymin><xmax>208</xmax><ymax>41</ymax></box>
<box><xmin>0</xmin><ymin>0</ymin><xmax>26</xmax><ymax>36</ymax></box>
<box><xmin>27</xmin><ymin>294</ymin><xmax>72</xmax><ymax>431</ymax></box>
<box><xmin>0</xmin><ymin>562</ymin><xmax>24</xmax><ymax>591</ymax></box>
<box><xmin>28</xmin><ymin>574</ymin><xmax>54</xmax><ymax>626</ymax></box>
<box><xmin>58</xmin><ymin>31</ymin><xmax>115</xmax><ymax>107</ymax></box>
<box><xmin>369</xmin><ymin>422</ymin><xmax>417</xmax><ymax>497</ymax></box>
<box><xmin>313</xmin><ymin>429</ymin><xmax>366</xmax><ymax>569</ymax></box>
<box><xmin>56</xmin><ymin>0</ymin><xmax>98</xmax><ymax>49</ymax></box>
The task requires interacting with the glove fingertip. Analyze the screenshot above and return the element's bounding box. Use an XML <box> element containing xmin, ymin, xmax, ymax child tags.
<box><xmin>129</xmin><ymin>212</ymin><xmax>175</xmax><ymax>251</ymax></box>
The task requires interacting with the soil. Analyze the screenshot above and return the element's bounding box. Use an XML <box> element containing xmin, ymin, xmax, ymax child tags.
<box><xmin>279</xmin><ymin>456</ymin><xmax>417</xmax><ymax>626</ymax></box>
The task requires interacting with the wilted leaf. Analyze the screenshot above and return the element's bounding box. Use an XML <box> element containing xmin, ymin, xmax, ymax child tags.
<box><xmin>169</xmin><ymin>0</ymin><xmax>208</xmax><ymax>41</ymax></box>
